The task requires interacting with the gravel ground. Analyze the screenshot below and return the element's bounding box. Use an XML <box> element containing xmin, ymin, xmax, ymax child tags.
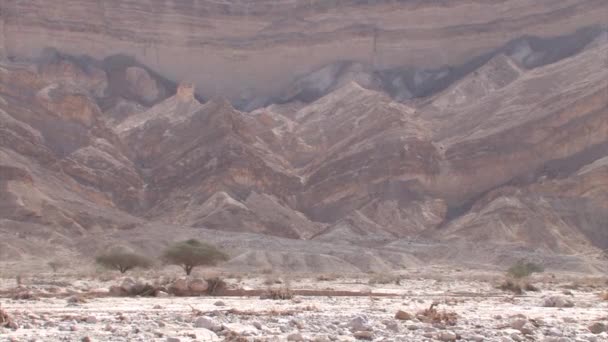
<box><xmin>1</xmin><ymin>272</ymin><xmax>607</xmax><ymax>341</ymax></box>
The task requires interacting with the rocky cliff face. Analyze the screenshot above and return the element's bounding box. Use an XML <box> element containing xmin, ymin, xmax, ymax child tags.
<box><xmin>1</xmin><ymin>1</ymin><xmax>607</xmax><ymax>272</ymax></box>
<box><xmin>2</xmin><ymin>0</ymin><xmax>607</xmax><ymax>107</ymax></box>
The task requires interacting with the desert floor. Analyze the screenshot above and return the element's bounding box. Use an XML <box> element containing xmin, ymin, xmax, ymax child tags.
<box><xmin>0</xmin><ymin>267</ymin><xmax>607</xmax><ymax>341</ymax></box>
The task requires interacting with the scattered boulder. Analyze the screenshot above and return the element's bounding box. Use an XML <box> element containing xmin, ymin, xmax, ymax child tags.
<box><xmin>287</xmin><ymin>333</ymin><xmax>305</xmax><ymax>341</ymax></box>
<box><xmin>542</xmin><ymin>296</ymin><xmax>574</xmax><ymax>308</ymax></box>
<box><xmin>349</xmin><ymin>316</ymin><xmax>370</xmax><ymax>332</ymax></box>
<box><xmin>109</xmin><ymin>278</ymin><xmax>158</xmax><ymax>296</ymax></box>
<box><xmin>189</xmin><ymin>279</ymin><xmax>209</xmax><ymax>293</ymax></box>
<box><xmin>194</xmin><ymin>317</ymin><xmax>221</xmax><ymax>331</ymax></box>
<box><xmin>395</xmin><ymin>310</ymin><xmax>413</xmax><ymax>321</ymax></box>
<box><xmin>169</xmin><ymin>278</ymin><xmax>211</xmax><ymax>296</ymax></box>
<box><xmin>67</xmin><ymin>296</ymin><xmax>87</xmax><ymax>304</ymax></box>
<box><xmin>353</xmin><ymin>331</ymin><xmax>374</xmax><ymax>340</ymax></box>
<box><xmin>589</xmin><ymin>322</ymin><xmax>606</xmax><ymax>334</ymax></box>
<box><xmin>437</xmin><ymin>331</ymin><xmax>457</xmax><ymax>341</ymax></box>
<box><xmin>222</xmin><ymin>323</ymin><xmax>258</xmax><ymax>335</ymax></box>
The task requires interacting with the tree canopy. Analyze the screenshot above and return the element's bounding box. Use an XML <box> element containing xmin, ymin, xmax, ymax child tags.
<box><xmin>163</xmin><ymin>239</ymin><xmax>228</xmax><ymax>275</ymax></box>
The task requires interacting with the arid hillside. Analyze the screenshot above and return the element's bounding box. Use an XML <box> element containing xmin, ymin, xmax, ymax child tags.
<box><xmin>0</xmin><ymin>0</ymin><xmax>607</xmax><ymax>273</ymax></box>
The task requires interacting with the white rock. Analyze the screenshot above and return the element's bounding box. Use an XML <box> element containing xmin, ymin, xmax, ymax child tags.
<box><xmin>194</xmin><ymin>317</ymin><xmax>221</xmax><ymax>331</ymax></box>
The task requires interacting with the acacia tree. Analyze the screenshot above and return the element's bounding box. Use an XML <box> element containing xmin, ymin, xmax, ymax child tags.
<box><xmin>95</xmin><ymin>248</ymin><xmax>152</xmax><ymax>274</ymax></box>
<box><xmin>163</xmin><ymin>239</ymin><xmax>228</xmax><ymax>275</ymax></box>
<box><xmin>507</xmin><ymin>260</ymin><xmax>544</xmax><ymax>279</ymax></box>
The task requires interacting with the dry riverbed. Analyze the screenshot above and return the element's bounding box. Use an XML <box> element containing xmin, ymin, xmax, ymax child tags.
<box><xmin>0</xmin><ymin>269</ymin><xmax>607</xmax><ymax>341</ymax></box>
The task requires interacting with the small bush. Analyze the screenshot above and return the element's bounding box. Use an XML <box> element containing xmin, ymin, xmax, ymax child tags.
<box><xmin>316</xmin><ymin>274</ymin><xmax>338</xmax><ymax>282</ymax></box>
<box><xmin>507</xmin><ymin>260</ymin><xmax>544</xmax><ymax>279</ymax></box>
<box><xmin>416</xmin><ymin>304</ymin><xmax>457</xmax><ymax>325</ymax></box>
<box><xmin>163</xmin><ymin>239</ymin><xmax>228</xmax><ymax>275</ymax></box>
<box><xmin>48</xmin><ymin>259</ymin><xmax>67</xmax><ymax>273</ymax></box>
<box><xmin>263</xmin><ymin>286</ymin><xmax>294</xmax><ymax>300</ymax></box>
<box><xmin>206</xmin><ymin>276</ymin><xmax>227</xmax><ymax>295</ymax></box>
<box><xmin>369</xmin><ymin>273</ymin><xmax>401</xmax><ymax>285</ymax></box>
<box><xmin>498</xmin><ymin>279</ymin><xmax>539</xmax><ymax>294</ymax></box>
<box><xmin>96</xmin><ymin>248</ymin><xmax>152</xmax><ymax>273</ymax></box>
<box><xmin>0</xmin><ymin>306</ymin><xmax>13</xmax><ymax>328</ymax></box>
<box><xmin>524</xmin><ymin>283</ymin><xmax>540</xmax><ymax>292</ymax></box>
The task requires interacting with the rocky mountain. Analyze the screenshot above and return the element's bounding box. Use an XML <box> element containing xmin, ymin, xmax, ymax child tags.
<box><xmin>0</xmin><ymin>0</ymin><xmax>607</xmax><ymax>272</ymax></box>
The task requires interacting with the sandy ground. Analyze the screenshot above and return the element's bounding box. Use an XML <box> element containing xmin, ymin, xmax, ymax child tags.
<box><xmin>0</xmin><ymin>269</ymin><xmax>607</xmax><ymax>341</ymax></box>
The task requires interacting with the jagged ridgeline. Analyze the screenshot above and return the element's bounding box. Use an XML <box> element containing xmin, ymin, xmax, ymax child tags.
<box><xmin>0</xmin><ymin>0</ymin><xmax>607</xmax><ymax>273</ymax></box>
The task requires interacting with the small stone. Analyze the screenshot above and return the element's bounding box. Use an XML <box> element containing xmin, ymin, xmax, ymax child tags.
<box><xmin>287</xmin><ymin>333</ymin><xmax>304</xmax><ymax>341</ymax></box>
<box><xmin>85</xmin><ymin>316</ymin><xmax>97</xmax><ymax>324</ymax></box>
<box><xmin>542</xmin><ymin>296</ymin><xmax>574</xmax><ymax>308</ymax></box>
<box><xmin>546</xmin><ymin>327</ymin><xmax>563</xmax><ymax>336</ymax></box>
<box><xmin>382</xmin><ymin>320</ymin><xmax>399</xmax><ymax>332</ymax></box>
<box><xmin>438</xmin><ymin>331</ymin><xmax>457</xmax><ymax>341</ymax></box>
<box><xmin>81</xmin><ymin>337</ymin><xmax>92</xmax><ymax>342</ymax></box>
<box><xmin>588</xmin><ymin>323</ymin><xmax>606</xmax><ymax>334</ymax></box>
<box><xmin>520</xmin><ymin>323</ymin><xmax>535</xmax><ymax>335</ymax></box>
<box><xmin>353</xmin><ymin>331</ymin><xmax>373</xmax><ymax>340</ymax></box>
<box><xmin>194</xmin><ymin>317</ymin><xmax>221</xmax><ymax>331</ymax></box>
<box><xmin>313</xmin><ymin>336</ymin><xmax>331</xmax><ymax>342</ymax></box>
<box><xmin>188</xmin><ymin>278</ymin><xmax>209</xmax><ymax>293</ymax></box>
<box><xmin>214</xmin><ymin>300</ymin><xmax>225</xmax><ymax>306</ymax></box>
<box><xmin>166</xmin><ymin>338</ymin><xmax>180</xmax><ymax>342</ymax></box>
<box><xmin>511</xmin><ymin>318</ymin><xmax>527</xmax><ymax>330</ymax></box>
<box><xmin>395</xmin><ymin>310</ymin><xmax>413</xmax><ymax>321</ymax></box>
<box><xmin>156</xmin><ymin>291</ymin><xmax>169</xmax><ymax>298</ymax></box>
<box><xmin>349</xmin><ymin>316</ymin><xmax>369</xmax><ymax>332</ymax></box>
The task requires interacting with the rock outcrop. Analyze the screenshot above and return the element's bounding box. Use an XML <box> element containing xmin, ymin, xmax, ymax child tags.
<box><xmin>2</xmin><ymin>0</ymin><xmax>607</xmax><ymax>105</ymax></box>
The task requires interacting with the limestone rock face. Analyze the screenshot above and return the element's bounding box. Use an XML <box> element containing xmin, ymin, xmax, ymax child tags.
<box><xmin>124</xmin><ymin>67</ymin><xmax>163</xmax><ymax>104</ymax></box>
<box><xmin>0</xmin><ymin>1</ymin><xmax>607</xmax><ymax>271</ymax></box>
<box><xmin>2</xmin><ymin>0</ymin><xmax>607</xmax><ymax>104</ymax></box>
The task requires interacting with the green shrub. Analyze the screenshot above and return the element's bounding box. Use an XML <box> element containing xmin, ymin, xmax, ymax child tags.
<box><xmin>507</xmin><ymin>260</ymin><xmax>544</xmax><ymax>279</ymax></box>
<box><xmin>95</xmin><ymin>248</ymin><xmax>151</xmax><ymax>273</ymax></box>
<box><xmin>163</xmin><ymin>239</ymin><xmax>228</xmax><ymax>275</ymax></box>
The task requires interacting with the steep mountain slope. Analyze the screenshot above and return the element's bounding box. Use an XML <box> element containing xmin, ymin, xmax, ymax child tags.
<box><xmin>1</xmin><ymin>1</ymin><xmax>607</xmax><ymax>272</ymax></box>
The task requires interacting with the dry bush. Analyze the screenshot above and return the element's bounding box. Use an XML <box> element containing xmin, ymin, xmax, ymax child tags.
<box><xmin>222</xmin><ymin>331</ymin><xmax>249</xmax><ymax>342</ymax></box>
<box><xmin>498</xmin><ymin>279</ymin><xmax>523</xmax><ymax>294</ymax></box>
<box><xmin>507</xmin><ymin>260</ymin><xmax>544</xmax><ymax>279</ymax></box>
<box><xmin>498</xmin><ymin>278</ymin><xmax>539</xmax><ymax>294</ymax></box>
<box><xmin>263</xmin><ymin>286</ymin><xmax>294</xmax><ymax>300</ymax></box>
<box><xmin>262</xmin><ymin>279</ymin><xmax>294</xmax><ymax>300</ymax></box>
<box><xmin>524</xmin><ymin>283</ymin><xmax>540</xmax><ymax>292</ymax></box>
<box><xmin>0</xmin><ymin>306</ymin><xmax>11</xmax><ymax>326</ymax></box>
<box><xmin>263</xmin><ymin>274</ymin><xmax>283</xmax><ymax>286</ymax></box>
<box><xmin>316</xmin><ymin>273</ymin><xmax>338</xmax><ymax>281</ymax></box>
<box><xmin>368</xmin><ymin>273</ymin><xmax>401</xmax><ymax>285</ymax></box>
<box><xmin>47</xmin><ymin>259</ymin><xmax>69</xmax><ymax>273</ymax></box>
<box><xmin>206</xmin><ymin>276</ymin><xmax>227</xmax><ymax>295</ymax></box>
<box><xmin>416</xmin><ymin>304</ymin><xmax>458</xmax><ymax>325</ymax></box>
